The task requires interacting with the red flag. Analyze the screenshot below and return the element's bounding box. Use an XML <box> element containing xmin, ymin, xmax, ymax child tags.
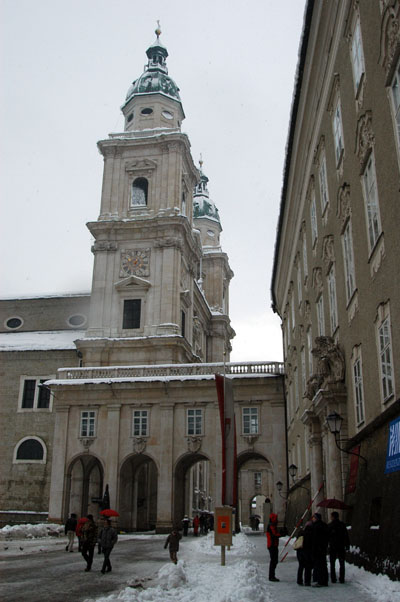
<box><xmin>215</xmin><ymin>374</ymin><xmax>237</xmax><ymax>506</ymax></box>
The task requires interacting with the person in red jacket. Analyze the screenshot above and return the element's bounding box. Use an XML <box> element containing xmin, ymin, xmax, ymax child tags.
<box><xmin>266</xmin><ymin>513</ymin><xmax>282</xmax><ymax>582</ymax></box>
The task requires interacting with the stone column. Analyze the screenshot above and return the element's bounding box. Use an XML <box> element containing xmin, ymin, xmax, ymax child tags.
<box><xmin>325</xmin><ymin>425</ymin><xmax>343</xmax><ymax>500</ymax></box>
<box><xmin>48</xmin><ymin>405</ymin><xmax>70</xmax><ymax>522</ymax></box>
<box><xmin>309</xmin><ymin>426</ymin><xmax>324</xmax><ymax>512</ymax></box>
<box><xmin>104</xmin><ymin>404</ymin><xmax>121</xmax><ymax>509</ymax></box>
<box><xmin>156</xmin><ymin>402</ymin><xmax>175</xmax><ymax>532</ymax></box>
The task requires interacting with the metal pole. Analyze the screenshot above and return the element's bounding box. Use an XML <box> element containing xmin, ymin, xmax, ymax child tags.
<box><xmin>221</xmin><ymin>545</ymin><xmax>226</xmax><ymax>566</ymax></box>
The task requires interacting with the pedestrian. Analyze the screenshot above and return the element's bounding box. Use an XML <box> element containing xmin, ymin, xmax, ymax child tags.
<box><xmin>199</xmin><ymin>513</ymin><xmax>206</xmax><ymax>535</ymax></box>
<box><xmin>99</xmin><ymin>518</ymin><xmax>118</xmax><ymax>574</ymax></box>
<box><xmin>81</xmin><ymin>514</ymin><xmax>98</xmax><ymax>572</ymax></box>
<box><xmin>182</xmin><ymin>515</ymin><xmax>190</xmax><ymax>536</ymax></box>
<box><xmin>311</xmin><ymin>512</ymin><xmax>329</xmax><ymax>587</ymax></box>
<box><xmin>193</xmin><ymin>514</ymin><xmax>200</xmax><ymax>536</ymax></box>
<box><xmin>64</xmin><ymin>512</ymin><xmax>77</xmax><ymax>552</ymax></box>
<box><xmin>76</xmin><ymin>517</ymin><xmax>86</xmax><ymax>552</ymax></box>
<box><xmin>295</xmin><ymin>520</ymin><xmax>313</xmax><ymax>586</ymax></box>
<box><xmin>266</xmin><ymin>512</ymin><xmax>282</xmax><ymax>582</ymax></box>
<box><xmin>164</xmin><ymin>527</ymin><xmax>182</xmax><ymax>564</ymax></box>
<box><xmin>328</xmin><ymin>511</ymin><xmax>350</xmax><ymax>584</ymax></box>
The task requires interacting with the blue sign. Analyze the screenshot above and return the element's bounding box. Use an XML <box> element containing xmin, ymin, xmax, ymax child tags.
<box><xmin>385</xmin><ymin>416</ymin><xmax>400</xmax><ymax>474</ymax></box>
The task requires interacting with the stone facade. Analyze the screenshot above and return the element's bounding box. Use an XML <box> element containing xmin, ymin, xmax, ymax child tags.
<box><xmin>271</xmin><ymin>0</ymin><xmax>400</xmax><ymax>578</ymax></box>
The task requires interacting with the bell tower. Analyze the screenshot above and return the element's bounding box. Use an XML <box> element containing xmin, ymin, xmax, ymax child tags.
<box><xmin>77</xmin><ymin>28</ymin><xmax>234</xmax><ymax>367</ymax></box>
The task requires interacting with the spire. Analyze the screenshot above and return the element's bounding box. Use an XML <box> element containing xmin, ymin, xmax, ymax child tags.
<box><xmin>193</xmin><ymin>157</ymin><xmax>220</xmax><ymax>224</ymax></box>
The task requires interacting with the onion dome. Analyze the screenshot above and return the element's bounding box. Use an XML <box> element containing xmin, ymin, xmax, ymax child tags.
<box><xmin>125</xmin><ymin>25</ymin><xmax>181</xmax><ymax>105</ymax></box>
<box><xmin>193</xmin><ymin>158</ymin><xmax>221</xmax><ymax>224</ymax></box>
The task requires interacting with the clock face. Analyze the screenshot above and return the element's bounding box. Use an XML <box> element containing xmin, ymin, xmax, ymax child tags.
<box><xmin>120</xmin><ymin>249</ymin><xmax>150</xmax><ymax>277</ymax></box>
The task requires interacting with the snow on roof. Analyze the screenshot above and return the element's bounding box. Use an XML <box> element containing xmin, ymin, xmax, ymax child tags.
<box><xmin>47</xmin><ymin>373</ymin><xmax>276</xmax><ymax>386</ymax></box>
<box><xmin>0</xmin><ymin>330</ymin><xmax>85</xmax><ymax>351</ymax></box>
<box><xmin>0</xmin><ymin>292</ymin><xmax>90</xmax><ymax>301</ymax></box>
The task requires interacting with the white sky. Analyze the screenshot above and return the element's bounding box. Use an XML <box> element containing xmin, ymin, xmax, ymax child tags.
<box><xmin>0</xmin><ymin>0</ymin><xmax>306</xmax><ymax>362</ymax></box>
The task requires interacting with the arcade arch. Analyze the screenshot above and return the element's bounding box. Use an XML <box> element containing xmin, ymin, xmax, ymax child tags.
<box><xmin>173</xmin><ymin>452</ymin><xmax>213</xmax><ymax>527</ymax></box>
<box><xmin>119</xmin><ymin>453</ymin><xmax>158</xmax><ymax>532</ymax></box>
<box><xmin>237</xmin><ymin>451</ymin><xmax>273</xmax><ymax>528</ymax></box>
<box><xmin>65</xmin><ymin>454</ymin><xmax>104</xmax><ymax>519</ymax></box>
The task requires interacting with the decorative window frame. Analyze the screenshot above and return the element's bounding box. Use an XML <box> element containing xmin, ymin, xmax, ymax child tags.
<box><xmin>309</xmin><ymin>182</ymin><xmax>318</xmax><ymax>250</ymax></box>
<box><xmin>345</xmin><ymin>3</ymin><xmax>366</xmax><ymax>107</ymax></box>
<box><xmin>341</xmin><ymin>219</ymin><xmax>357</xmax><ymax>305</ymax></box>
<box><xmin>327</xmin><ymin>264</ymin><xmax>339</xmax><ymax>335</ymax></box>
<box><xmin>17</xmin><ymin>376</ymin><xmax>54</xmax><ymax>412</ymax></box>
<box><xmin>316</xmin><ymin>294</ymin><xmax>325</xmax><ymax>337</ymax></box>
<box><xmin>361</xmin><ymin>149</ymin><xmax>383</xmax><ymax>255</ymax></box>
<box><xmin>351</xmin><ymin>345</ymin><xmax>365</xmax><ymax>428</ymax></box>
<box><xmin>125</xmin><ymin>159</ymin><xmax>157</xmax><ymax>214</ymax></box>
<box><xmin>388</xmin><ymin>54</ymin><xmax>400</xmax><ymax>165</ymax></box>
<box><xmin>328</xmin><ymin>75</ymin><xmax>345</xmax><ymax>174</ymax></box>
<box><xmin>301</xmin><ymin>221</ymin><xmax>309</xmax><ymax>285</ymax></box>
<box><xmin>379</xmin><ymin>0</ymin><xmax>400</xmax><ymax>85</ymax></box>
<box><xmin>242</xmin><ymin>406</ymin><xmax>259</xmax><ymax>435</ymax></box>
<box><xmin>315</xmin><ymin>137</ymin><xmax>330</xmax><ymax>221</ymax></box>
<box><xmin>132</xmin><ymin>408</ymin><xmax>150</xmax><ymax>437</ymax></box>
<box><xmin>13</xmin><ymin>436</ymin><xmax>47</xmax><ymax>464</ymax></box>
<box><xmin>79</xmin><ymin>409</ymin><xmax>98</xmax><ymax>439</ymax></box>
<box><xmin>375</xmin><ymin>302</ymin><xmax>395</xmax><ymax>405</ymax></box>
<box><xmin>4</xmin><ymin>315</ymin><xmax>24</xmax><ymax>330</ymax></box>
<box><xmin>187</xmin><ymin>408</ymin><xmax>203</xmax><ymax>436</ymax></box>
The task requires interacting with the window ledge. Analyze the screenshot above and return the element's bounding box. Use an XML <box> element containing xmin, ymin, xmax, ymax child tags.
<box><xmin>368</xmin><ymin>234</ymin><xmax>385</xmax><ymax>278</ymax></box>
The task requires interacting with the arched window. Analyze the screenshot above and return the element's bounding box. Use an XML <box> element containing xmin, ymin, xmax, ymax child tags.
<box><xmin>131</xmin><ymin>178</ymin><xmax>148</xmax><ymax>207</ymax></box>
<box><xmin>14</xmin><ymin>437</ymin><xmax>46</xmax><ymax>463</ymax></box>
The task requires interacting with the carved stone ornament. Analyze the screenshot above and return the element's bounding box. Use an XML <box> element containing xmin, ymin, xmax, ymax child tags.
<box><xmin>80</xmin><ymin>438</ymin><xmax>94</xmax><ymax>452</ymax></box>
<box><xmin>154</xmin><ymin>237</ymin><xmax>183</xmax><ymax>250</ymax></box>
<box><xmin>181</xmin><ymin>264</ymin><xmax>190</xmax><ymax>290</ymax></box>
<box><xmin>187</xmin><ymin>436</ymin><xmax>202</xmax><ymax>453</ymax></box>
<box><xmin>313</xmin><ymin>135</ymin><xmax>326</xmax><ymax>167</ymax></box>
<box><xmin>120</xmin><ymin>249</ymin><xmax>150</xmax><ymax>277</ymax></box>
<box><xmin>322</xmin><ymin>235</ymin><xmax>335</xmax><ymax>270</ymax></box>
<box><xmin>355</xmin><ymin>111</ymin><xmax>375</xmax><ymax>171</ymax></box>
<box><xmin>125</xmin><ymin>158</ymin><xmax>157</xmax><ymax>177</ymax></box>
<box><xmin>312</xmin><ymin>267</ymin><xmax>323</xmax><ymax>293</ymax></box>
<box><xmin>243</xmin><ymin>434</ymin><xmax>259</xmax><ymax>449</ymax></box>
<box><xmin>380</xmin><ymin>2</ymin><xmax>400</xmax><ymax>80</ymax></box>
<box><xmin>132</xmin><ymin>437</ymin><xmax>147</xmax><ymax>454</ymax></box>
<box><xmin>91</xmin><ymin>241</ymin><xmax>118</xmax><ymax>253</ymax></box>
<box><xmin>305</xmin><ymin>336</ymin><xmax>345</xmax><ymax>400</ymax></box>
<box><xmin>336</xmin><ymin>183</ymin><xmax>352</xmax><ymax>227</ymax></box>
<box><xmin>304</xmin><ymin>300</ymin><xmax>311</xmax><ymax>324</ymax></box>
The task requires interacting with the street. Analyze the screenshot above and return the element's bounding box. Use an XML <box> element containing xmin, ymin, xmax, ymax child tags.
<box><xmin>0</xmin><ymin>537</ymin><xmax>166</xmax><ymax>602</ymax></box>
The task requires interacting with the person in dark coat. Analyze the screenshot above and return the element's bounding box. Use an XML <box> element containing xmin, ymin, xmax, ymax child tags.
<box><xmin>296</xmin><ymin>520</ymin><xmax>313</xmax><ymax>586</ymax></box>
<box><xmin>182</xmin><ymin>515</ymin><xmax>190</xmax><ymax>536</ymax></box>
<box><xmin>328</xmin><ymin>511</ymin><xmax>350</xmax><ymax>583</ymax></box>
<box><xmin>311</xmin><ymin>512</ymin><xmax>329</xmax><ymax>587</ymax></box>
<box><xmin>81</xmin><ymin>514</ymin><xmax>98</xmax><ymax>572</ymax></box>
<box><xmin>65</xmin><ymin>513</ymin><xmax>77</xmax><ymax>552</ymax></box>
<box><xmin>164</xmin><ymin>527</ymin><xmax>182</xmax><ymax>564</ymax></box>
<box><xmin>192</xmin><ymin>514</ymin><xmax>200</xmax><ymax>536</ymax></box>
<box><xmin>99</xmin><ymin>518</ymin><xmax>118</xmax><ymax>574</ymax></box>
<box><xmin>266</xmin><ymin>513</ymin><xmax>281</xmax><ymax>582</ymax></box>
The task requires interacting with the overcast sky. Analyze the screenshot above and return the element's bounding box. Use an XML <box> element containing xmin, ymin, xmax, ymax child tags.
<box><xmin>0</xmin><ymin>0</ymin><xmax>306</xmax><ymax>362</ymax></box>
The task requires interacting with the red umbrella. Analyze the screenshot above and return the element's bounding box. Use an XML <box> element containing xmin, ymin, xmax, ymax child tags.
<box><xmin>317</xmin><ymin>498</ymin><xmax>352</xmax><ymax>510</ymax></box>
<box><xmin>100</xmin><ymin>508</ymin><xmax>120</xmax><ymax>517</ymax></box>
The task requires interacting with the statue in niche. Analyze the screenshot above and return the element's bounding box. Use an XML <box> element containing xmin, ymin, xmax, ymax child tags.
<box><xmin>305</xmin><ymin>336</ymin><xmax>345</xmax><ymax>400</ymax></box>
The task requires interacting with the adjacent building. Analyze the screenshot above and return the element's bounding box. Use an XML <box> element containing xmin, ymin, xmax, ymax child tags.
<box><xmin>271</xmin><ymin>0</ymin><xmax>400</xmax><ymax>578</ymax></box>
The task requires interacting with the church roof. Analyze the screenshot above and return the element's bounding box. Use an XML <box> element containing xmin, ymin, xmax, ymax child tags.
<box><xmin>125</xmin><ymin>27</ymin><xmax>181</xmax><ymax>105</ymax></box>
<box><xmin>193</xmin><ymin>163</ymin><xmax>221</xmax><ymax>224</ymax></box>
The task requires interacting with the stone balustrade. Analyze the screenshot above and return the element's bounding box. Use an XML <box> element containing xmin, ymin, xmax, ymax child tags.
<box><xmin>58</xmin><ymin>361</ymin><xmax>284</xmax><ymax>381</ymax></box>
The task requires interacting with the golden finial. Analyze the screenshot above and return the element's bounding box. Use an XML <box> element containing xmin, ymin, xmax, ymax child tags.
<box><xmin>155</xmin><ymin>20</ymin><xmax>161</xmax><ymax>39</ymax></box>
<box><xmin>199</xmin><ymin>154</ymin><xmax>203</xmax><ymax>169</ymax></box>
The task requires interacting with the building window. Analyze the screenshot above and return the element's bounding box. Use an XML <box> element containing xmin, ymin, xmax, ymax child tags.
<box><xmin>301</xmin><ymin>347</ymin><xmax>306</xmax><ymax>395</ymax></box>
<box><xmin>390</xmin><ymin>57</ymin><xmax>400</xmax><ymax>153</ymax></box>
<box><xmin>319</xmin><ymin>152</ymin><xmax>329</xmax><ymax>214</ymax></box>
<box><xmin>13</xmin><ymin>437</ymin><xmax>47</xmax><ymax>464</ymax></box>
<box><xmin>133</xmin><ymin>410</ymin><xmax>148</xmax><ymax>437</ymax></box>
<box><xmin>80</xmin><ymin>410</ymin><xmax>96</xmax><ymax>438</ymax></box>
<box><xmin>327</xmin><ymin>266</ymin><xmax>338</xmax><ymax>334</ymax></box>
<box><xmin>342</xmin><ymin>221</ymin><xmax>356</xmax><ymax>303</ymax></box>
<box><xmin>187</xmin><ymin>409</ymin><xmax>203</xmax><ymax>435</ymax></box>
<box><xmin>307</xmin><ymin>328</ymin><xmax>313</xmax><ymax>375</ymax></box>
<box><xmin>182</xmin><ymin>191</ymin><xmax>186</xmax><ymax>216</ymax></box>
<box><xmin>378</xmin><ymin>316</ymin><xmax>394</xmax><ymax>402</ymax></box>
<box><xmin>254</xmin><ymin>472</ymin><xmax>261</xmax><ymax>488</ymax></box>
<box><xmin>19</xmin><ymin>377</ymin><xmax>52</xmax><ymax>411</ymax></box>
<box><xmin>291</xmin><ymin>294</ymin><xmax>295</xmax><ymax>330</ymax></box>
<box><xmin>302</xmin><ymin>234</ymin><xmax>308</xmax><ymax>281</ymax></box>
<box><xmin>333</xmin><ymin>98</ymin><xmax>344</xmax><ymax>166</ymax></box>
<box><xmin>297</xmin><ymin>266</ymin><xmax>302</xmax><ymax>306</ymax></box>
<box><xmin>362</xmin><ymin>152</ymin><xmax>382</xmax><ymax>253</ymax></box>
<box><xmin>242</xmin><ymin>407</ymin><xmax>259</xmax><ymax>435</ymax></box>
<box><xmin>123</xmin><ymin>299</ymin><xmax>141</xmax><ymax>329</ymax></box>
<box><xmin>294</xmin><ymin>368</ymin><xmax>299</xmax><ymax>410</ymax></box>
<box><xmin>310</xmin><ymin>193</ymin><xmax>318</xmax><ymax>247</ymax></box>
<box><xmin>131</xmin><ymin>177</ymin><xmax>148</xmax><ymax>207</ymax></box>
<box><xmin>181</xmin><ymin>310</ymin><xmax>186</xmax><ymax>338</ymax></box>
<box><xmin>316</xmin><ymin>295</ymin><xmax>325</xmax><ymax>336</ymax></box>
<box><xmin>350</xmin><ymin>16</ymin><xmax>365</xmax><ymax>93</ymax></box>
<box><xmin>352</xmin><ymin>352</ymin><xmax>365</xmax><ymax>426</ymax></box>
<box><xmin>5</xmin><ymin>316</ymin><xmax>23</xmax><ymax>330</ymax></box>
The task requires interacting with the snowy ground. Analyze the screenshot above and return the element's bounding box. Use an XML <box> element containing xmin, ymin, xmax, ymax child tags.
<box><xmin>1</xmin><ymin>523</ymin><xmax>399</xmax><ymax>602</ymax></box>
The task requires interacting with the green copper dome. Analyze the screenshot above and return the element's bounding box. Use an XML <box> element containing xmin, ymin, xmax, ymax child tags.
<box><xmin>125</xmin><ymin>31</ymin><xmax>181</xmax><ymax>104</ymax></box>
<box><xmin>193</xmin><ymin>168</ymin><xmax>221</xmax><ymax>224</ymax></box>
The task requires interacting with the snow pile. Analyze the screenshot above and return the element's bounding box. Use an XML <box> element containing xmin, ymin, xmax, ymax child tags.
<box><xmin>85</xmin><ymin>533</ymin><xmax>272</xmax><ymax>602</ymax></box>
<box><xmin>346</xmin><ymin>563</ymin><xmax>400</xmax><ymax>602</ymax></box>
<box><xmin>0</xmin><ymin>522</ymin><xmax>63</xmax><ymax>539</ymax></box>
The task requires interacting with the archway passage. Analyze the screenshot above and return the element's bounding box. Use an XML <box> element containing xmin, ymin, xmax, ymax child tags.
<box><xmin>66</xmin><ymin>455</ymin><xmax>103</xmax><ymax>519</ymax></box>
<box><xmin>119</xmin><ymin>454</ymin><xmax>158</xmax><ymax>532</ymax></box>
<box><xmin>173</xmin><ymin>452</ymin><xmax>212</xmax><ymax>529</ymax></box>
<box><xmin>237</xmin><ymin>451</ymin><xmax>272</xmax><ymax>530</ymax></box>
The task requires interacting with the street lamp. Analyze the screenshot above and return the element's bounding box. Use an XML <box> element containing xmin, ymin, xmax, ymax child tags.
<box><xmin>288</xmin><ymin>463</ymin><xmax>310</xmax><ymax>494</ymax></box>
<box><xmin>326</xmin><ymin>411</ymin><xmax>367</xmax><ymax>464</ymax></box>
<box><xmin>276</xmin><ymin>480</ymin><xmax>287</xmax><ymax>499</ymax></box>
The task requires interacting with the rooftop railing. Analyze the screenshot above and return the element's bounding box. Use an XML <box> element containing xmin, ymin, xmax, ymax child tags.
<box><xmin>58</xmin><ymin>361</ymin><xmax>284</xmax><ymax>381</ymax></box>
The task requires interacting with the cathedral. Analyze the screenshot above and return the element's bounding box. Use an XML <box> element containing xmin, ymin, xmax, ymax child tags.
<box><xmin>0</xmin><ymin>29</ymin><xmax>286</xmax><ymax>532</ymax></box>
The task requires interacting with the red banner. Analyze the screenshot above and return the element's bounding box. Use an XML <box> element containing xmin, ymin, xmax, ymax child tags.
<box><xmin>346</xmin><ymin>444</ymin><xmax>360</xmax><ymax>493</ymax></box>
<box><xmin>215</xmin><ymin>374</ymin><xmax>237</xmax><ymax>507</ymax></box>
